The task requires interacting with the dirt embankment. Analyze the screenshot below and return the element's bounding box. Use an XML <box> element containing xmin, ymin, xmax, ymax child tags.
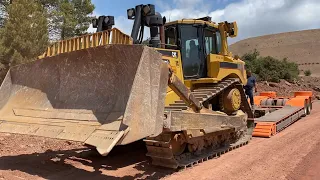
<box><xmin>256</xmin><ymin>76</ymin><xmax>320</xmax><ymax>99</ymax></box>
<box><xmin>0</xmin><ymin>69</ymin><xmax>7</xmax><ymax>83</ymax></box>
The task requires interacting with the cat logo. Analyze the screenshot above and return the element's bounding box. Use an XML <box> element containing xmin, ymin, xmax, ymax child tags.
<box><xmin>172</xmin><ymin>52</ymin><xmax>177</xmax><ymax>58</ymax></box>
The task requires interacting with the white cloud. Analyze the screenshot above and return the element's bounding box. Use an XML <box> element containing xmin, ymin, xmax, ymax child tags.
<box><xmin>114</xmin><ymin>16</ymin><xmax>133</xmax><ymax>35</ymax></box>
<box><xmin>89</xmin><ymin>0</ymin><xmax>320</xmax><ymax>44</ymax></box>
<box><xmin>209</xmin><ymin>0</ymin><xmax>320</xmax><ymax>43</ymax></box>
<box><xmin>173</xmin><ymin>0</ymin><xmax>204</xmax><ymax>9</ymax></box>
<box><xmin>87</xmin><ymin>24</ymin><xmax>95</xmax><ymax>33</ymax></box>
<box><xmin>114</xmin><ymin>16</ymin><xmax>150</xmax><ymax>41</ymax></box>
<box><xmin>155</xmin><ymin>0</ymin><xmax>172</xmax><ymax>11</ymax></box>
<box><xmin>159</xmin><ymin>0</ymin><xmax>320</xmax><ymax>43</ymax></box>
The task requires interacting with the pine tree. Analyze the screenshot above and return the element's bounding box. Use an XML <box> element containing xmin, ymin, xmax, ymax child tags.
<box><xmin>41</xmin><ymin>0</ymin><xmax>95</xmax><ymax>40</ymax></box>
<box><xmin>0</xmin><ymin>0</ymin><xmax>48</xmax><ymax>67</ymax></box>
<box><xmin>0</xmin><ymin>0</ymin><xmax>11</xmax><ymax>27</ymax></box>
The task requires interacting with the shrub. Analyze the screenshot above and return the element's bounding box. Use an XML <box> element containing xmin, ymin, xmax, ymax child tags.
<box><xmin>241</xmin><ymin>49</ymin><xmax>299</xmax><ymax>82</ymax></box>
<box><xmin>304</xmin><ymin>70</ymin><xmax>311</xmax><ymax>76</ymax></box>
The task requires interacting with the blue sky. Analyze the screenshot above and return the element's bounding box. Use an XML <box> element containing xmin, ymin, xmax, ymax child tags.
<box><xmin>92</xmin><ymin>0</ymin><xmax>156</xmax><ymax>17</ymax></box>
<box><xmin>91</xmin><ymin>0</ymin><xmax>237</xmax><ymax>17</ymax></box>
<box><xmin>89</xmin><ymin>0</ymin><xmax>320</xmax><ymax>43</ymax></box>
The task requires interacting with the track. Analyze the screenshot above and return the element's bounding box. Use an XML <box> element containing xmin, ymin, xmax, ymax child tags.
<box><xmin>145</xmin><ymin>78</ymin><xmax>254</xmax><ymax>169</ymax></box>
<box><xmin>145</xmin><ymin>134</ymin><xmax>251</xmax><ymax>169</ymax></box>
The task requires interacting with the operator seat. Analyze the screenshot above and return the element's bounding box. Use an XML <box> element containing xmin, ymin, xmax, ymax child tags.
<box><xmin>189</xmin><ymin>40</ymin><xmax>198</xmax><ymax>60</ymax></box>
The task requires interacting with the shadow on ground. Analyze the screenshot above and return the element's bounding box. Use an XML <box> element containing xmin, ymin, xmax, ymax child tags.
<box><xmin>0</xmin><ymin>141</ymin><xmax>175</xmax><ymax>179</ymax></box>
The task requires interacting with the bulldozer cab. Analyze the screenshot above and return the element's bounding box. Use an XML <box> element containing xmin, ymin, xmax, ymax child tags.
<box><xmin>164</xmin><ymin>22</ymin><xmax>223</xmax><ymax>79</ymax></box>
<box><xmin>126</xmin><ymin>4</ymin><xmax>242</xmax><ymax>83</ymax></box>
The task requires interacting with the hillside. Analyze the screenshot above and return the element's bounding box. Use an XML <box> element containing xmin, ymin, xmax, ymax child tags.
<box><xmin>230</xmin><ymin>29</ymin><xmax>320</xmax><ymax>76</ymax></box>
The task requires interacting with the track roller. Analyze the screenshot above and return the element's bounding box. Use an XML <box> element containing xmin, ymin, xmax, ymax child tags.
<box><xmin>220</xmin><ymin>87</ymin><xmax>241</xmax><ymax>113</ymax></box>
<box><xmin>171</xmin><ymin>133</ymin><xmax>187</xmax><ymax>156</ymax></box>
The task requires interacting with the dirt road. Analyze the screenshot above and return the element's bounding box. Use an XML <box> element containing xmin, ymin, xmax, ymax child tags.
<box><xmin>165</xmin><ymin>102</ymin><xmax>320</xmax><ymax>180</ymax></box>
<box><xmin>0</xmin><ymin>102</ymin><xmax>319</xmax><ymax>180</ymax></box>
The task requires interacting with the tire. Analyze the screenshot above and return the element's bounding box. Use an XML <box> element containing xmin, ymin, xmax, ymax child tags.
<box><xmin>302</xmin><ymin>99</ymin><xmax>308</xmax><ymax>117</ymax></box>
<box><xmin>266</xmin><ymin>99</ymin><xmax>274</xmax><ymax>106</ymax></box>
<box><xmin>306</xmin><ymin>100</ymin><xmax>311</xmax><ymax>115</ymax></box>
<box><xmin>276</xmin><ymin>99</ymin><xmax>283</xmax><ymax>106</ymax></box>
<box><xmin>282</xmin><ymin>99</ymin><xmax>289</xmax><ymax>106</ymax></box>
<box><xmin>260</xmin><ymin>99</ymin><xmax>267</xmax><ymax>106</ymax></box>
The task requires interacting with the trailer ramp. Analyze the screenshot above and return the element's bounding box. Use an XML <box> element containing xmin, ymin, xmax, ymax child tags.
<box><xmin>253</xmin><ymin>106</ymin><xmax>306</xmax><ymax>137</ymax></box>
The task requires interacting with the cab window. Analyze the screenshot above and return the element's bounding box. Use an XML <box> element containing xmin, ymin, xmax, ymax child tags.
<box><xmin>204</xmin><ymin>29</ymin><xmax>218</xmax><ymax>55</ymax></box>
<box><xmin>216</xmin><ymin>31</ymin><xmax>222</xmax><ymax>54</ymax></box>
<box><xmin>165</xmin><ymin>26</ymin><xmax>177</xmax><ymax>49</ymax></box>
<box><xmin>179</xmin><ymin>25</ymin><xmax>202</xmax><ymax>78</ymax></box>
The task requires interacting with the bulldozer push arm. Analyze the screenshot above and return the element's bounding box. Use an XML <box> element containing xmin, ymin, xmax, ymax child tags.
<box><xmin>167</xmin><ymin>68</ymin><xmax>202</xmax><ymax>112</ymax></box>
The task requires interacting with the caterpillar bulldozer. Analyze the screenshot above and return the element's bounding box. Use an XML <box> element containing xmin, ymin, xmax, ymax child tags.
<box><xmin>0</xmin><ymin>4</ymin><xmax>254</xmax><ymax>168</ymax></box>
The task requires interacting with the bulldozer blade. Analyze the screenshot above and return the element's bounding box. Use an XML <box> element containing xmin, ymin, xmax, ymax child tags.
<box><xmin>0</xmin><ymin>45</ymin><xmax>169</xmax><ymax>155</ymax></box>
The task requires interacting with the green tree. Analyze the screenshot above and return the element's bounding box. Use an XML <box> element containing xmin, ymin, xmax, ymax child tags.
<box><xmin>142</xmin><ymin>38</ymin><xmax>150</xmax><ymax>45</ymax></box>
<box><xmin>41</xmin><ymin>0</ymin><xmax>95</xmax><ymax>40</ymax></box>
<box><xmin>0</xmin><ymin>0</ymin><xmax>11</xmax><ymax>27</ymax></box>
<box><xmin>304</xmin><ymin>70</ymin><xmax>311</xmax><ymax>76</ymax></box>
<box><xmin>241</xmin><ymin>50</ymin><xmax>299</xmax><ymax>82</ymax></box>
<box><xmin>241</xmin><ymin>49</ymin><xmax>259</xmax><ymax>72</ymax></box>
<box><xmin>0</xmin><ymin>0</ymin><xmax>48</xmax><ymax>67</ymax></box>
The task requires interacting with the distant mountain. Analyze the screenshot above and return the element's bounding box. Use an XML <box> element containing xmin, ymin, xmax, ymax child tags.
<box><xmin>229</xmin><ymin>29</ymin><xmax>320</xmax><ymax>76</ymax></box>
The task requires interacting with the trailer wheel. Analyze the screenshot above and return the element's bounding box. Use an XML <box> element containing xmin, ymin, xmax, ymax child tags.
<box><xmin>302</xmin><ymin>99</ymin><xmax>308</xmax><ymax>117</ymax></box>
<box><xmin>306</xmin><ymin>99</ymin><xmax>311</xmax><ymax>115</ymax></box>
<box><xmin>276</xmin><ymin>99</ymin><xmax>283</xmax><ymax>106</ymax></box>
<box><xmin>260</xmin><ymin>99</ymin><xmax>267</xmax><ymax>106</ymax></box>
<box><xmin>282</xmin><ymin>99</ymin><xmax>289</xmax><ymax>106</ymax></box>
<box><xmin>309</xmin><ymin>98</ymin><xmax>312</xmax><ymax>110</ymax></box>
<box><xmin>266</xmin><ymin>99</ymin><xmax>274</xmax><ymax>106</ymax></box>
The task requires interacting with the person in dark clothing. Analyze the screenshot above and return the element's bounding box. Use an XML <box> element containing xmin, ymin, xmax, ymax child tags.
<box><xmin>244</xmin><ymin>71</ymin><xmax>257</xmax><ymax>106</ymax></box>
<box><xmin>189</xmin><ymin>40</ymin><xmax>198</xmax><ymax>60</ymax></box>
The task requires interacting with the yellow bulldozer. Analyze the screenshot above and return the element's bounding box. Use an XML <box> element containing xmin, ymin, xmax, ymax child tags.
<box><xmin>0</xmin><ymin>4</ymin><xmax>254</xmax><ymax>168</ymax></box>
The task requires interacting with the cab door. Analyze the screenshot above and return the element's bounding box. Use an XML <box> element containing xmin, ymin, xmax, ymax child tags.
<box><xmin>179</xmin><ymin>25</ymin><xmax>205</xmax><ymax>79</ymax></box>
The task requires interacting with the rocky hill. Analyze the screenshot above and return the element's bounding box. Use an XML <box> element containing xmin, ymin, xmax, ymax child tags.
<box><xmin>230</xmin><ymin>29</ymin><xmax>320</xmax><ymax>76</ymax></box>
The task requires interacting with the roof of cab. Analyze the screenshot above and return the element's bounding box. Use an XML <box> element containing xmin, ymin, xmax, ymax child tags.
<box><xmin>165</xmin><ymin>19</ymin><xmax>219</xmax><ymax>28</ymax></box>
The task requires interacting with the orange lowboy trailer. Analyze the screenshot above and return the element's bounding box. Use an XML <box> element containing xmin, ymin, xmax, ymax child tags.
<box><xmin>252</xmin><ymin>91</ymin><xmax>313</xmax><ymax>138</ymax></box>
